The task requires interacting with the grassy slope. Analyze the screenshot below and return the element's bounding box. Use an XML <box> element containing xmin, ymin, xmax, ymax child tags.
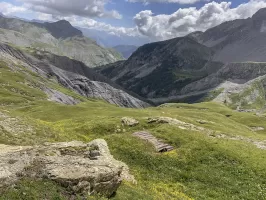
<box><xmin>1</xmin><ymin>60</ymin><xmax>266</xmax><ymax>200</ymax></box>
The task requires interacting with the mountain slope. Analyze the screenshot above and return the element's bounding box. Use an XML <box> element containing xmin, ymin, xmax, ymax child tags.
<box><xmin>96</xmin><ymin>37</ymin><xmax>223</xmax><ymax>99</ymax></box>
<box><xmin>96</xmin><ymin>8</ymin><xmax>266</xmax><ymax>109</ymax></box>
<box><xmin>113</xmin><ymin>45</ymin><xmax>138</xmax><ymax>59</ymax></box>
<box><xmin>1</xmin><ymin>60</ymin><xmax>266</xmax><ymax>199</ymax></box>
<box><xmin>192</xmin><ymin>8</ymin><xmax>266</xmax><ymax>62</ymax></box>
<box><xmin>0</xmin><ymin>43</ymin><xmax>148</xmax><ymax>108</ymax></box>
<box><xmin>0</xmin><ymin>15</ymin><xmax>122</xmax><ymax>67</ymax></box>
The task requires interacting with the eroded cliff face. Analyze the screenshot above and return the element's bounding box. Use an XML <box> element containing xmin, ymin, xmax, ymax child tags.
<box><xmin>0</xmin><ymin>43</ymin><xmax>149</xmax><ymax>108</ymax></box>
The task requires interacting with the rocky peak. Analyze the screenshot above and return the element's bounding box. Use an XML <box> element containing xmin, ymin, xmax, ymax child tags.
<box><xmin>39</xmin><ymin>19</ymin><xmax>83</xmax><ymax>39</ymax></box>
<box><xmin>252</xmin><ymin>8</ymin><xmax>266</xmax><ymax>30</ymax></box>
<box><xmin>252</xmin><ymin>8</ymin><xmax>266</xmax><ymax>21</ymax></box>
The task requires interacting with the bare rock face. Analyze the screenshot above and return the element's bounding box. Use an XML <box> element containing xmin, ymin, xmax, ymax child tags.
<box><xmin>0</xmin><ymin>139</ymin><xmax>134</xmax><ymax>197</ymax></box>
<box><xmin>0</xmin><ymin>43</ymin><xmax>149</xmax><ymax>108</ymax></box>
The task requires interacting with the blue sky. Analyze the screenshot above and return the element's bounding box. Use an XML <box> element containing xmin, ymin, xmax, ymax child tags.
<box><xmin>1</xmin><ymin>0</ymin><xmax>266</xmax><ymax>42</ymax></box>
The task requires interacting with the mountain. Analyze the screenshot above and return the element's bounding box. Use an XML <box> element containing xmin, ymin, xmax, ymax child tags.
<box><xmin>33</xmin><ymin>20</ymin><xmax>83</xmax><ymax>39</ymax></box>
<box><xmin>96</xmin><ymin>8</ymin><xmax>266</xmax><ymax>110</ymax></box>
<box><xmin>96</xmin><ymin>37</ymin><xmax>223</xmax><ymax>100</ymax></box>
<box><xmin>0</xmin><ymin>42</ymin><xmax>148</xmax><ymax>108</ymax></box>
<box><xmin>191</xmin><ymin>8</ymin><xmax>266</xmax><ymax>63</ymax></box>
<box><xmin>1</xmin><ymin>10</ymin><xmax>266</xmax><ymax>200</ymax></box>
<box><xmin>1</xmin><ymin>40</ymin><xmax>266</xmax><ymax>200</ymax></box>
<box><xmin>113</xmin><ymin>45</ymin><xmax>138</xmax><ymax>59</ymax></box>
<box><xmin>0</xmin><ymin>15</ymin><xmax>122</xmax><ymax>67</ymax></box>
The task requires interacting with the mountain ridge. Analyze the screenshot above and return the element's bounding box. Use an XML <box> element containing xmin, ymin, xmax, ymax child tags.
<box><xmin>33</xmin><ymin>20</ymin><xmax>83</xmax><ymax>39</ymax></box>
<box><xmin>0</xmin><ymin>42</ymin><xmax>149</xmax><ymax>108</ymax></box>
<box><xmin>96</xmin><ymin>7</ymin><xmax>266</xmax><ymax>109</ymax></box>
<box><xmin>0</xmin><ymin>15</ymin><xmax>122</xmax><ymax>67</ymax></box>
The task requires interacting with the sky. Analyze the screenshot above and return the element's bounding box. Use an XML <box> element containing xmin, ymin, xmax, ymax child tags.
<box><xmin>1</xmin><ymin>0</ymin><xmax>266</xmax><ymax>43</ymax></box>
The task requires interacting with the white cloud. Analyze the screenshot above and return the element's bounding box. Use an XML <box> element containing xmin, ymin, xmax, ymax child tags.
<box><xmin>68</xmin><ymin>17</ymin><xmax>139</xmax><ymax>37</ymax></box>
<box><xmin>36</xmin><ymin>14</ymin><xmax>141</xmax><ymax>37</ymax></box>
<box><xmin>0</xmin><ymin>2</ymin><xmax>26</xmax><ymax>15</ymax></box>
<box><xmin>2</xmin><ymin>0</ymin><xmax>266</xmax><ymax>43</ymax></box>
<box><xmin>133</xmin><ymin>0</ymin><xmax>266</xmax><ymax>41</ymax></box>
<box><xmin>20</xmin><ymin>0</ymin><xmax>122</xmax><ymax>19</ymax></box>
<box><xmin>127</xmin><ymin>0</ymin><xmax>205</xmax><ymax>5</ymax></box>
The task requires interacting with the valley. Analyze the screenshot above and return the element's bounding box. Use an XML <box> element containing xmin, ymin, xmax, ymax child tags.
<box><xmin>1</xmin><ymin>5</ymin><xmax>266</xmax><ymax>200</ymax></box>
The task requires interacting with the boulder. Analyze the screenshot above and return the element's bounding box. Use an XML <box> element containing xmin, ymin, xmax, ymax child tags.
<box><xmin>0</xmin><ymin>139</ymin><xmax>134</xmax><ymax>197</ymax></box>
<box><xmin>121</xmin><ymin>117</ymin><xmax>139</xmax><ymax>127</ymax></box>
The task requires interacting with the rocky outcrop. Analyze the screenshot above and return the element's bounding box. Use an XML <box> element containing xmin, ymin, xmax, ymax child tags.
<box><xmin>148</xmin><ymin>117</ymin><xmax>205</xmax><ymax>132</ymax></box>
<box><xmin>0</xmin><ymin>43</ymin><xmax>149</xmax><ymax>108</ymax></box>
<box><xmin>44</xmin><ymin>88</ymin><xmax>80</xmax><ymax>105</ymax></box>
<box><xmin>121</xmin><ymin>117</ymin><xmax>139</xmax><ymax>127</ymax></box>
<box><xmin>0</xmin><ymin>139</ymin><xmax>133</xmax><ymax>197</ymax></box>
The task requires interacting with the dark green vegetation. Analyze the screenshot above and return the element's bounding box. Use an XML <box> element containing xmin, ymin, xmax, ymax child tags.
<box><xmin>1</xmin><ymin>60</ymin><xmax>266</xmax><ymax>200</ymax></box>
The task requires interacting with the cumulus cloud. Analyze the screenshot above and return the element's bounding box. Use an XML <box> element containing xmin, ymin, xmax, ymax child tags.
<box><xmin>127</xmin><ymin>0</ymin><xmax>204</xmax><ymax>5</ymax></box>
<box><xmin>133</xmin><ymin>0</ymin><xmax>266</xmax><ymax>40</ymax></box>
<box><xmin>67</xmin><ymin>17</ymin><xmax>139</xmax><ymax>37</ymax></box>
<box><xmin>20</xmin><ymin>0</ymin><xmax>122</xmax><ymax>19</ymax></box>
<box><xmin>0</xmin><ymin>2</ymin><xmax>26</xmax><ymax>15</ymax></box>
<box><xmin>36</xmin><ymin>14</ymin><xmax>140</xmax><ymax>37</ymax></box>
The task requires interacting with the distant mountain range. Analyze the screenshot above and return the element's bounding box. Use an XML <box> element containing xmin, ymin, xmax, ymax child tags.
<box><xmin>0</xmin><ymin>15</ymin><xmax>122</xmax><ymax>67</ymax></box>
<box><xmin>113</xmin><ymin>45</ymin><xmax>138</xmax><ymax>59</ymax></box>
<box><xmin>4</xmin><ymin>8</ymin><xmax>266</xmax><ymax>110</ymax></box>
<box><xmin>189</xmin><ymin>8</ymin><xmax>266</xmax><ymax>63</ymax></box>
<box><xmin>96</xmin><ymin>8</ymin><xmax>266</xmax><ymax>110</ymax></box>
<box><xmin>78</xmin><ymin>27</ymin><xmax>149</xmax><ymax>48</ymax></box>
<box><xmin>0</xmin><ymin>14</ymin><xmax>151</xmax><ymax>107</ymax></box>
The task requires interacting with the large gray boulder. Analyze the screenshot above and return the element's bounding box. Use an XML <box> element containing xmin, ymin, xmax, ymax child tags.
<box><xmin>0</xmin><ymin>139</ymin><xmax>134</xmax><ymax>197</ymax></box>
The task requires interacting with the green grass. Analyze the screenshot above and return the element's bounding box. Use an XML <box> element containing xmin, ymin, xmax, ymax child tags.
<box><xmin>229</xmin><ymin>81</ymin><xmax>266</xmax><ymax>109</ymax></box>
<box><xmin>1</xmin><ymin>60</ymin><xmax>266</xmax><ymax>199</ymax></box>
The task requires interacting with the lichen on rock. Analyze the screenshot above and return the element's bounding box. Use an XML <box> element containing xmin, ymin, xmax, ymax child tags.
<box><xmin>0</xmin><ymin>139</ymin><xmax>135</xmax><ymax>198</ymax></box>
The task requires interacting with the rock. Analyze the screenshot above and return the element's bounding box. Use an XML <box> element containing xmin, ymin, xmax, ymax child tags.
<box><xmin>196</xmin><ymin>120</ymin><xmax>214</xmax><ymax>124</ymax></box>
<box><xmin>148</xmin><ymin>117</ymin><xmax>205</xmax><ymax>132</ymax></box>
<box><xmin>250</xmin><ymin>126</ymin><xmax>265</xmax><ymax>131</ymax></box>
<box><xmin>44</xmin><ymin>88</ymin><xmax>80</xmax><ymax>105</ymax></box>
<box><xmin>196</xmin><ymin>120</ymin><xmax>208</xmax><ymax>124</ymax></box>
<box><xmin>0</xmin><ymin>139</ymin><xmax>135</xmax><ymax>197</ymax></box>
<box><xmin>121</xmin><ymin>117</ymin><xmax>139</xmax><ymax>127</ymax></box>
